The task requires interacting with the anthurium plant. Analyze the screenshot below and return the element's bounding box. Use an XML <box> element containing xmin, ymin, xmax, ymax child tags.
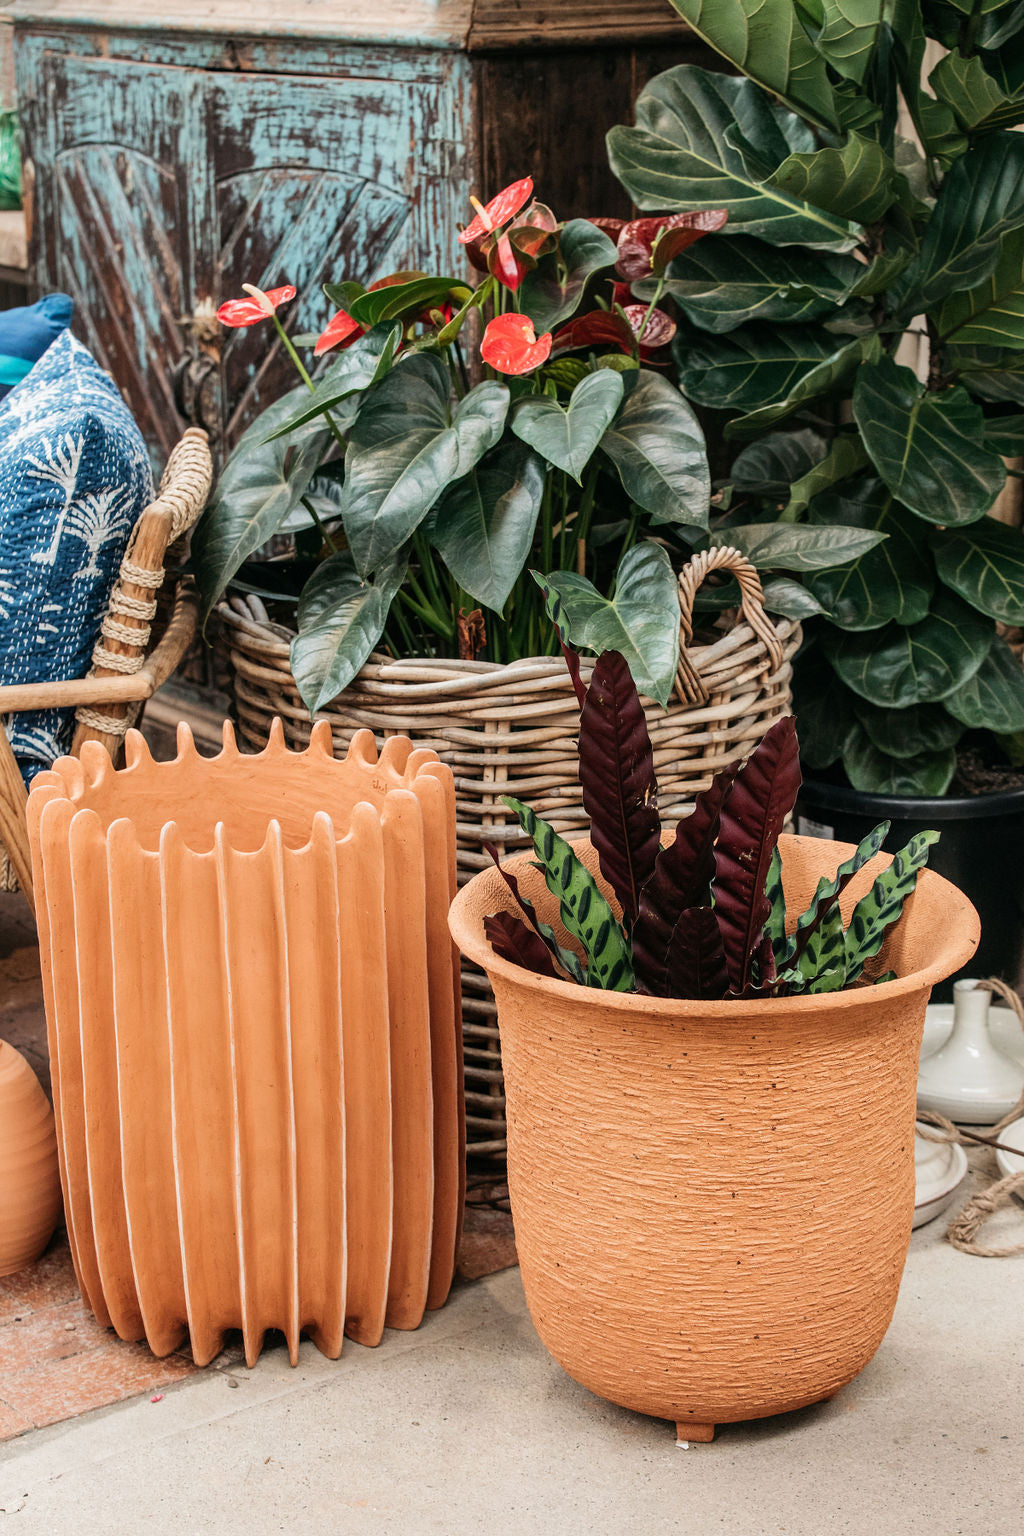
<box><xmin>194</xmin><ymin>178</ymin><xmax>883</xmax><ymax>712</ymax></box>
<box><xmin>608</xmin><ymin>4</ymin><xmax>1024</xmax><ymax>796</ymax></box>
<box><xmin>486</xmin><ymin>628</ymin><xmax>938</xmax><ymax>1000</ymax></box>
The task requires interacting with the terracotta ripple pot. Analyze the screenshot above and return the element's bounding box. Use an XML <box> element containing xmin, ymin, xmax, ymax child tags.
<box><xmin>0</xmin><ymin>1040</ymin><xmax>62</xmax><ymax>1276</ymax></box>
<box><xmin>449</xmin><ymin>833</ymin><xmax>979</xmax><ymax>1442</ymax></box>
<box><xmin>27</xmin><ymin>719</ymin><xmax>463</xmax><ymax>1366</ymax></box>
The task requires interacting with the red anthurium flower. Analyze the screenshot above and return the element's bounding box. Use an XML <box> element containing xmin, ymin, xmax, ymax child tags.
<box><xmin>459</xmin><ymin>177</ymin><xmax>534</xmax><ymax>244</ymax></box>
<box><xmin>314</xmin><ymin>308</ymin><xmax>364</xmax><ymax>356</ymax></box>
<box><xmin>622</xmin><ymin>303</ymin><xmax>677</xmax><ymax>353</ymax></box>
<box><xmin>217</xmin><ymin>283</ymin><xmax>296</xmax><ymax>328</ymax></box>
<box><xmin>615</xmin><ymin>209</ymin><xmax>728</xmax><ymax>280</ymax></box>
<box><xmin>480</xmin><ymin>313</ymin><xmax>552</xmax><ymax>374</ymax></box>
<box><xmin>488</xmin><ymin>232</ymin><xmax>530</xmax><ymax>292</ymax></box>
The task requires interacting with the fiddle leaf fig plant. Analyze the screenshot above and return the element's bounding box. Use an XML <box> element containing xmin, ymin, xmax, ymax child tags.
<box><xmin>608</xmin><ymin>5</ymin><xmax>1024</xmax><ymax>795</ymax></box>
<box><xmin>485</xmin><ymin>632</ymin><xmax>938</xmax><ymax>999</ymax></box>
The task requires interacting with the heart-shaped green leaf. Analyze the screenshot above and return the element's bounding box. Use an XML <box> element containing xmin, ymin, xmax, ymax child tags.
<box><xmin>822</xmin><ymin>589</ymin><xmax>994</xmax><ymax>706</ymax></box>
<box><xmin>534</xmin><ymin>541</ymin><xmax>681</xmax><ymax>706</ymax></box>
<box><xmin>713</xmin><ymin>519</ymin><xmax>887</xmax><ymax>571</ymax></box>
<box><xmin>653</xmin><ymin>236</ymin><xmax>861</xmax><ymax>333</ymax></box>
<box><xmin>767</xmin><ymin>133</ymin><xmax>899</xmax><ymax>225</ymax></box>
<box><xmin>943</xmin><ymin>636</ymin><xmax>1024</xmax><ymax>732</ymax></box>
<box><xmin>599</xmin><ymin>369</ymin><xmax>711</xmax><ymax>526</ymax></box>
<box><xmin>932</xmin><ymin>516</ymin><xmax>1024</xmax><ymax>624</ymax></box>
<box><xmin>805</xmin><ymin>477</ymin><xmax>934</xmax><ymax>629</ymax></box>
<box><xmin>608</xmin><ymin>67</ymin><xmax>859</xmax><ymax>249</ymax></box>
<box><xmin>853</xmin><ymin>355</ymin><xmax>1006</xmax><ymax>525</ymax></box>
<box><xmin>429</xmin><ymin>441</ymin><xmax>545</xmax><ymax>611</ymax></box>
<box><xmin>511</xmin><ymin>370</ymin><xmax>624</xmax><ymax>482</ymax></box>
<box><xmin>291</xmin><ymin>550</ymin><xmax>407</xmax><ymax>713</ymax></box>
<box><xmin>262</xmin><ymin>324</ymin><xmax>402</xmax><ymax>441</ymax></box>
<box><xmin>518</xmin><ymin>220</ymin><xmax>618</xmax><ymax>333</ymax></box>
<box><xmin>341</xmin><ymin>358</ymin><xmax>509</xmax><ymax>574</ymax></box>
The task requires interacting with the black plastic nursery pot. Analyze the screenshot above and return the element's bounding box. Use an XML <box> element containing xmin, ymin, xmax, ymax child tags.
<box><xmin>796</xmin><ymin>779</ymin><xmax>1024</xmax><ymax>1002</ymax></box>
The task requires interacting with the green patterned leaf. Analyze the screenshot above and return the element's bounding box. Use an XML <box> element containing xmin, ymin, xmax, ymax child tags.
<box><xmin>805</xmin><ymin>477</ymin><xmax>934</xmax><ymax>630</ymax></box>
<box><xmin>844</xmin><ymin>831</ymin><xmax>940</xmax><ymax>981</ymax></box>
<box><xmin>656</xmin><ymin>236</ymin><xmax>860</xmax><ymax>333</ymax></box>
<box><xmin>932</xmin><ymin>516</ymin><xmax>1024</xmax><ymax>625</ymax></box>
<box><xmin>512</xmin><ymin>370</ymin><xmax>624</xmax><ymax>483</ymax></box>
<box><xmin>429</xmin><ymin>441</ymin><xmax>545</xmax><ymax>611</ymax></box>
<box><xmin>291</xmin><ymin>550</ymin><xmax>406</xmax><ymax>712</ymax></box>
<box><xmin>765</xmin><ymin>845</ymin><xmax>787</xmax><ymax>966</ymax></box>
<box><xmin>822</xmin><ymin>589</ymin><xmax>994</xmax><ymax>706</ymax></box>
<box><xmin>502</xmin><ymin>797</ymin><xmax>634</xmax><ymax>990</ymax></box>
<box><xmin>599</xmin><ymin>369</ymin><xmax>711</xmax><ymax>526</ymax></box>
<box><xmin>784</xmin><ymin>821</ymin><xmax>889</xmax><ymax>987</ymax></box>
<box><xmin>767</xmin><ymin>134</ymin><xmax>898</xmax><ymax>224</ymax></box>
<box><xmin>943</xmin><ymin>637</ymin><xmax>1024</xmax><ymax>732</ymax></box>
<box><xmin>484</xmin><ymin>846</ymin><xmax>586</xmax><ymax>984</ymax></box>
<box><xmin>608</xmin><ymin>67</ymin><xmax>858</xmax><ymax>248</ymax></box>
<box><xmin>726</xmin><ymin>335</ymin><xmax>882</xmax><ymax>438</ymax></box>
<box><xmin>853</xmin><ymin>356</ymin><xmax>1006</xmax><ymax>525</ymax></box>
<box><xmin>841</xmin><ymin>726</ymin><xmax>957</xmax><ymax>796</ymax></box>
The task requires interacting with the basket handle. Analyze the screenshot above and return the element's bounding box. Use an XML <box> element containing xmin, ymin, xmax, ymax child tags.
<box><xmin>675</xmin><ymin>545</ymin><xmax>785</xmax><ymax>706</ymax></box>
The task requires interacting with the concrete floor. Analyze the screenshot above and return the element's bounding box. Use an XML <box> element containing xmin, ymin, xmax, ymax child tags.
<box><xmin>0</xmin><ymin>1198</ymin><xmax>1020</xmax><ymax>1536</ymax></box>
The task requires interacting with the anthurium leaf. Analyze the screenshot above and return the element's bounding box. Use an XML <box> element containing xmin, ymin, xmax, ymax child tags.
<box><xmin>483</xmin><ymin>843</ymin><xmax>585</xmax><ymax>983</ymax></box>
<box><xmin>853</xmin><ymin>356</ymin><xmax>1006</xmax><ymax>525</ymax></box>
<box><xmin>632</xmin><ymin>766</ymin><xmax>737</xmax><ymax>996</ymax></box>
<box><xmin>518</xmin><ymin>220</ymin><xmax>619</xmax><ymax>332</ymax></box>
<box><xmin>911</xmin><ymin>132</ymin><xmax>1024</xmax><ymax>308</ymax></box>
<box><xmin>659</xmin><ymin>2</ymin><xmax>840</xmax><ymax>129</ymax></box>
<box><xmin>767</xmin><ymin>134</ymin><xmax>898</xmax><ymax>224</ymax></box>
<box><xmin>841</xmin><ymin>725</ymin><xmax>957</xmax><ymax>795</ymax></box>
<box><xmin>599</xmin><ymin>369</ymin><xmax>711</xmax><ymax>525</ymax></box>
<box><xmin>844</xmin><ymin>830</ymin><xmax>940</xmax><ymax>982</ymax></box>
<box><xmin>511</xmin><ymin>370</ymin><xmax>624</xmax><ymax>482</ymax></box>
<box><xmin>262</xmin><ymin>324</ymin><xmax>402</xmax><ymax>441</ymax></box>
<box><xmin>324</xmin><ymin>280</ymin><xmax>366</xmax><ymax>310</ymax></box>
<box><xmin>782</xmin><ymin>436</ymin><xmax>869</xmax><ymax>518</ymax></box>
<box><xmin>943</xmin><ymin>636</ymin><xmax>1024</xmax><ymax>732</ymax></box>
<box><xmin>936</xmin><ymin>227</ymin><xmax>1024</xmax><ymax>350</ymax></box>
<box><xmin>607</xmin><ymin>67</ymin><xmax>859</xmax><ymax>248</ymax></box>
<box><xmin>502</xmin><ymin>796</ymin><xmax>634</xmax><ymax>991</ymax></box>
<box><xmin>805</xmin><ymin>478</ymin><xmax>934</xmax><ymax>629</ymax></box>
<box><xmin>193</xmin><ymin>386</ymin><xmax>330</xmax><ymax>622</ymax></box>
<box><xmin>654</xmin><ymin>235</ymin><xmax>861</xmax><ymax>332</ymax></box>
<box><xmin>714</xmin><ymin>715</ymin><xmax>802</xmax><ymax>995</ymax></box>
<box><xmin>851</xmin><ymin>698</ymin><xmax>964</xmax><ymax>760</ymax></box>
<box><xmin>725</xmin><ymin>334</ymin><xmax>882</xmax><ymax>437</ymax></box>
<box><xmin>822</xmin><ymin>590</ymin><xmax>995</xmax><ymax>706</ymax></box>
<box><xmin>533</xmin><ymin>542</ymin><xmax>681</xmax><ymax>707</ymax></box>
<box><xmin>578</xmin><ymin>650</ymin><xmax>660</xmax><ymax>929</ymax></box>
<box><xmin>429</xmin><ymin>441</ymin><xmax>544</xmax><ymax>611</ymax></box>
<box><xmin>341</xmin><ymin>359</ymin><xmax>509</xmax><ymax>574</ymax></box>
<box><xmin>931</xmin><ymin>516</ymin><xmax>1024</xmax><ymax>625</ymax></box>
<box><xmin>713</xmin><ymin>519</ymin><xmax>887</xmax><ymax>571</ymax></box>
<box><xmin>761</xmin><ymin>576</ymin><xmax>828</xmax><ymax>619</ymax></box>
<box><xmin>290</xmin><ymin>549</ymin><xmax>407</xmax><ymax>713</ymax></box>
<box><xmin>348</xmin><ymin>276</ymin><xmax>472</xmax><ymax>328</ymax></box>
<box><xmin>534</xmin><ymin>577</ymin><xmax>588</xmax><ymax>707</ymax></box>
<box><xmin>929</xmin><ymin>49</ymin><xmax>1024</xmax><ymax>135</ymax></box>
<box><xmin>484</xmin><ymin>911</ymin><xmax>563</xmax><ymax>980</ymax></box>
<box><xmin>665</xmin><ymin>907</ymin><xmax>731</xmax><ymax>1001</ymax></box>
<box><xmin>674</xmin><ymin>323</ymin><xmax>838</xmax><ymax>413</ymax></box>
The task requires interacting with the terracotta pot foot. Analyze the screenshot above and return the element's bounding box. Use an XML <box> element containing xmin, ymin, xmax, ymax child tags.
<box><xmin>676</xmin><ymin>1421</ymin><xmax>715</xmax><ymax>1443</ymax></box>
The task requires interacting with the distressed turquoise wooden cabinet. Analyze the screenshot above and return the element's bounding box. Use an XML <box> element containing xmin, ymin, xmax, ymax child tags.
<box><xmin>6</xmin><ymin>0</ymin><xmax>706</xmax><ymax>458</ymax></box>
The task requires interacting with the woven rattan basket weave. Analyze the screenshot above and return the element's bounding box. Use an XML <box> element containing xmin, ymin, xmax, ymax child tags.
<box><xmin>216</xmin><ymin>547</ymin><xmax>800</xmax><ymax>1158</ymax></box>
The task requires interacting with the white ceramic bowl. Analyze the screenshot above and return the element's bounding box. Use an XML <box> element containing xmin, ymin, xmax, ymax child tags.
<box><xmin>913</xmin><ymin>1125</ymin><xmax>968</xmax><ymax>1228</ymax></box>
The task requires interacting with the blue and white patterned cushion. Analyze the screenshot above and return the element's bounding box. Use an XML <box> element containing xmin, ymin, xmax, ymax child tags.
<box><xmin>0</xmin><ymin>331</ymin><xmax>153</xmax><ymax>783</ymax></box>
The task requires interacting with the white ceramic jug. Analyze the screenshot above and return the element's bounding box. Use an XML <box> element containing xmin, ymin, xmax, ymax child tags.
<box><xmin>918</xmin><ymin>978</ymin><xmax>1024</xmax><ymax>1124</ymax></box>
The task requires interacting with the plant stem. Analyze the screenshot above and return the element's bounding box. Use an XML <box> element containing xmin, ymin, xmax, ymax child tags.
<box><xmin>632</xmin><ymin>273</ymin><xmax>666</xmax><ymax>352</ymax></box>
<box><xmin>271</xmin><ymin>312</ymin><xmax>349</xmax><ymax>453</ymax></box>
<box><xmin>300</xmin><ymin>495</ymin><xmax>341</xmax><ymax>555</ymax></box>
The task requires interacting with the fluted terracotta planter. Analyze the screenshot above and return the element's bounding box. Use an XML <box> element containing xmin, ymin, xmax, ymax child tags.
<box><xmin>27</xmin><ymin>719</ymin><xmax>463</xmax><ymax>1366</ymax></box>
<box><xmin>449</xmin><ymin>834</ymin><xmax>979</xmax><ymax>1442</ymax></box>
<box><xmin>0</xmin><ymin>1040</ymin><xmax>62</xmax><ymax>1276</ymax></box>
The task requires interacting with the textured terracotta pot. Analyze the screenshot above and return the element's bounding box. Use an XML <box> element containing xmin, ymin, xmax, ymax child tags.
<box><xmin>0</xmin><ymin>1040</ymin><xmax>62</xmax><ymax>1276</ymax></box>
<box><xmin>27</xmin><ymin>719</ymin><xmax>463</xmax><ymax>1366</ymax></box>
<box><xmin>449</xmin><ymin>833</ymin><xmax>979</xmax><ymax>1441</ymax></box>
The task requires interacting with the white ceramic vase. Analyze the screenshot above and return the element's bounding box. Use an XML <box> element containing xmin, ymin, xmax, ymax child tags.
<box><xmin>917</xmin><ymin>978</ymin><xmax>1024</xmax><ymax>1125</ymax></box>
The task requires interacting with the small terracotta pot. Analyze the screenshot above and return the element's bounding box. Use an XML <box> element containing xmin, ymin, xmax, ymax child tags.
<box><xmin>449</xmin><ymin>834</ymin><xmax>979</xmax><ymax>1442</ymax></box>
<box><xmin>0</xmin><ymin>1040</ymin><xmax>62</xmax><ymax>1277</ymax></box>
<box><xmin>27</xmin><ymin>720</ymin><xmax>463</xmax><ymax>1366</ymax></box>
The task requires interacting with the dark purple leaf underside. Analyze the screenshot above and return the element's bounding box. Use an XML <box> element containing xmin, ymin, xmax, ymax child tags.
<box><xmin>632</xmin><ymin>764</ymin><xmax>737</xmax><ymax>995</ymax></box>
<box><xmin>713</xmin><ymin>716</ymin><xmax>801</xmax><ymax>995</ymax></box>
<box><xmin>665</xmin><ymin>906</ymin><xmax>730</xmax><ymax>1001</ymax></box>
<box><xmin>579</xmin><ymin>650</ymin><xmax>659</xmax><ymax>926</ymax></box>
<box><xmin>484</xmin><ymin>911</ymin><xmax>561</xmax><ymax>979</ymax></box>
<box><xmin>561</xmin><ymin>639</ymin><xmax>587</xmax><ymax>709</ymax></box>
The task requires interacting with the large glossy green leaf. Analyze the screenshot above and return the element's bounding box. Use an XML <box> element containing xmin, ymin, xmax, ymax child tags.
<box><xmin>943</xmin><ymin>636</ymin><xmax>1024</xmax><ymax>732</ymax></box>
<box><xmin>853</xmin><ymin>355</ymin><xmax>1006</xmax><ymax>525</ymax></box>
<box><xmin>983</xmin><ymin>412</ymin><xmax>1024</xmax><ymax>455</ymax></box>
<box><xmin>910</xmin><ymin>132</ymin><xmax>1024</xmax><ymax>308</ymax></box>
<box><xmin>950</xmin><ymin>345</ymin><xmax>1024</xmax><ymax>403</ymax></box>
<box><xmin>263</xmin><ymin>324</ymin><xmax>402</xmax><ymax>441</ymax></box>
<box><xmin>429</xmin><ymin>442</ymin><xmax>544</xmax><ymax>612</ymax></box>
<box><xmin>936</xmin><ymin>227</ymin><xmax>1024</xmax><ymax>350</ymax></box>
<box><xmin>607</xmin><ymin>67</ymin><xmax>859</xmax><ymax>249</ymax></box>
<box><xmin>290</xmin><ymin>550</ymin><xmax>406</xmax><ymax>713</ymax></box>
<box><xmin>713</xmin><ymin>519</ymin><xmax>887</xmax><ymax>571</ymax></box>
<box><xmin>729</xmin><ymin>427</ymin><xmax>829</xmax><ymax>495</ymax></box>
<box><xmin>674</xmin><ymin>323</ymin><xmax>838</xmax><ymax>412</ymax></box>
<box><xmin>661</xmin><ymin>0</ymin><xmax>840</xmax><ymax>129</ymax></box>
<box><xmin>533</xmin><ymin>541</ymin><xmax>680</xmax><ymax>707</ymax></box>
<box><xmin>348</xmin><ymin>276</ymin><xmax>472</xmax><ymax>328</ymax></box>
<box><xmin>805</xmin><ymin>477</ymin><xmax>934</xmax><ymax>629</ymax></box>
<box><xmin>851</xmin><ymin>698</ymin><xmax>964</xmax><ymax>760</ymax></box>
<box><xmin>842</xmin><ymin>726</ymin><xmax>957</xmax><ymax>796</ymax></box>
<box><xmin>511</xmin><ymin>371</ymin><xmax>623</xmax><ymax>482</ymax></box>
<box><xmin>518</xmin><ymin>220</ymin><xmax>618</xmax><ymax>333</ymax></box>
<box><xmin>761</xmin><ymin>576</ymin><xmax>828</xmax><ymax>618</ymax></box>
<box><xmin>932</xmin><ymin>516</ymin><xmax>1024</xmax><ymax>624</ymax></box>
<box><xmin>656</xmin><ymin>236</ymin><xmax>860</xmax><ymax>333</ymax></box>
<box><xmin>782</xmin><ymin>436</ymin><xmax>869</xmax><ymax>518</ymax></box>
<box><xmin>822</xmin><ymin>589</ymin><xmax>995</xmax><ymax>706</ymax></box>
<box><xmin>767</xmin><ymin>134</ymin><xmax>898</xmax><ymax>224</ymax></box>
<box><xmin>929</xmin><ymin>49</ymin><xmax>1024</xmax><ymax>135</ymax></box>
<box><xmin>599</xmin><ymin>370</ymin><xmax>711</xmax><ymax>526</ymax></box>
<box><xmin>726</xmin><ymin>335</ymin><xmax>881</xmax><ymax>437</ymax></box>
<box><xmin>815</xmin><ymin>0</ymin><xmax>898</xmax><ymax>87</ymax></box>
<box><xmin>193</xmin><ymin>385</ymin><xmax>330</xmax><ymax>621</ymax></box>
<box><xmin>341</xmin><ymin>358</ymin><xmax>509</xmax><ymax>574</ymax></box>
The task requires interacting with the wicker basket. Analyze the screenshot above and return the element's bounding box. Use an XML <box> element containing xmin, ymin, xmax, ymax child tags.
<box><xmin>215</xmin><ymin>547</ymin><xmax>800</xmax><ymax>1158</ymax></box>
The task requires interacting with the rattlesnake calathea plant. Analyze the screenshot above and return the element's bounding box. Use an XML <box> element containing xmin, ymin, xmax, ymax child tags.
<box><xmin>485</xmin><ymin>636</ymin><xmax>938</xmax><ymax>1000</ymax></box>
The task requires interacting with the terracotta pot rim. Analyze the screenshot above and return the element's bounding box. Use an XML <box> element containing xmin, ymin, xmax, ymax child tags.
<box><xmin>448</xmin><ymin>832</ymin><xmax>980</xmax><ymax>1019</ymax></box>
